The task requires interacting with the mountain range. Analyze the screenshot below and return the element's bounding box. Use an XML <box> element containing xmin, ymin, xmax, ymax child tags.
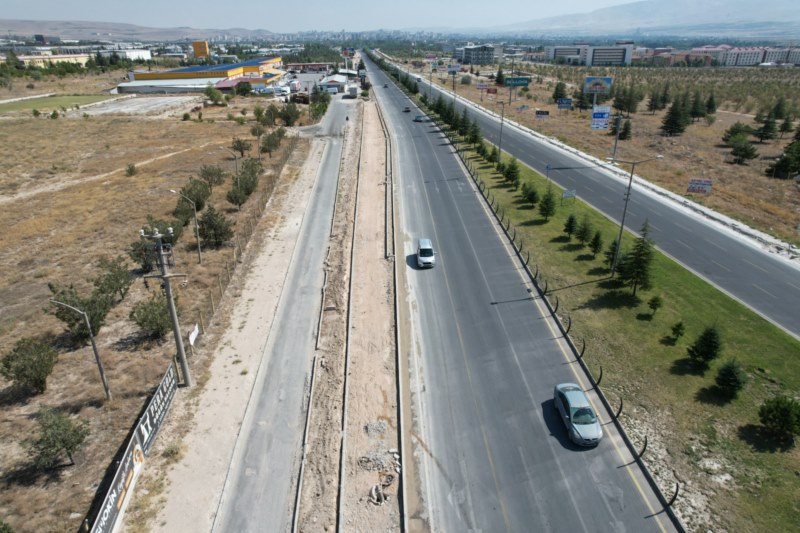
<box><xmin>1</xmin><ymin>0</ymin><xmax>799</xmax><ymax>42</ymax></box>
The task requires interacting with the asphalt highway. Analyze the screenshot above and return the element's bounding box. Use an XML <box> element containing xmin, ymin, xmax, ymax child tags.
<box><xmin>212</xmin><ymin>100</ymin><xmax>351</xmax><ymax>532</ymax></box>
<box><xmin>419</xmin><ymin>76</ymin><xmax>800</xmax><ymax>340</ymax></box>
<box><xmin>369</xmin><ymin>58</ymin><xmax>678</xmax><ymax>533</ymax></box>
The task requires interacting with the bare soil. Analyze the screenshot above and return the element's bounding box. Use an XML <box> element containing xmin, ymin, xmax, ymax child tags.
<box><xmin>0</xmin><ymin>73</ymin><xmax>307</xmax><ymax>533</ymax></box>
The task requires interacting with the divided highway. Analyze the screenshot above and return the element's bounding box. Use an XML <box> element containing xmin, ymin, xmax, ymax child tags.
<box><xmin>367</xmin><ymin>59</ymin><xmax>678</xmax><ymax>532</ymax></box>
<box><xmin>418</xmin><ymin>76</ymin><xmax>800</xmax><ymax>340</ymax></box>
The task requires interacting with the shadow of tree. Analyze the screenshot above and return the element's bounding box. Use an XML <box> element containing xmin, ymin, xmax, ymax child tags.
<box><xmin>559</xmin><ymin>243</ymin><xmax>584</xmax><ymax>253</ymax></box>
<box><xmin>659</xmin><ymin>335</ymin><xmax>678</xmax><ymax>346</ymax></box>
<box><xmin>670</xmin><ymin>357</ymin><xmax>706</xmax><ymax>376</ymax></box>
<box><xmin>587</xmin><ymin>266</ymin><xmax>609</xmax><ymax>277</ymax></box>
<box><xmin>577</xmin><ymin>290</ymin><xmax>640</xmax><ymax>310</ymax></box>
<box><xmin>2</xmin><ymin>461</ymin><xmax>66</xmax><ymax>487</ymax></box>
<box><xmin>695</xmin><ymin>385</ymin><xmax>734</xmax><ymax>406</ymax></box>
<box><xmin>521</xmin><ymin>219</ymin><xmax>548</xmax><ymax>227</ymax></box>
<box><xmin>738</xmin><ymin>424</ymin><xmax>796</xmax><ymax>453</ymax></box>
<box><xmin>112</xmin><ymin>332</ymin><xmax>163</xmax><ymax>352</ymax></box>
<box><xmin>575</xmin><ymin>254</ymin><xmax>595</xmax><ymax>262</ymax></box>
<box><xmin>0</xmin><ymin>384</ymin><xmax>36</xmax><ymax>407</ymax></box>
<box><xmin>636</xmin><ymin>312</ymin><xmax>653</xmax><ymax>321</ymax></box>
<box><xmin>598</xmin><ymin>278</ymin><xmax>626</xmax><ymax>290</ymax></box>
<box><xmin>550</xmin><ymin>235</ymin><xmax>570</xmax><ymax>243</ymax></box>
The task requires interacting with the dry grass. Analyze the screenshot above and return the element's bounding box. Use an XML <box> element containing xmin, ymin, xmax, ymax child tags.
<box><xmin>415</xmin><ymin>67</ymin><xmax>800</xmax><ymax>245</ymax></box>
<box><xmin>0</xmin><ymin>73</ymin><xmax>309</xmax><ymax>532</ymax></box>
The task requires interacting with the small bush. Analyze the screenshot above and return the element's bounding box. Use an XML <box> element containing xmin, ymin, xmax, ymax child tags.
<box><xmin>182</xmin><ymin>112</ymin><xmax>191</xmax><ymax>121</ymax></box>
<box><xmin>125</xmin><ymin>163</ymin><xmax>137</xmax><ymax>177</ymax></box>
<box><xmin>715</xmin><ymin>359</ymin><xmax>747</xmax><ymax>397</ymax></box>
<box><xmin>671</xmin><ymin>321</ymin><xmax>685</xmax><ymax>339</ymax></box>
<box><xmin>647</xmin><ymin>295</ymin><xmax>663</xmax><ymax>315</ymax></box>
<box><xmin>50</xmin><ymin>110</ymin><xmax>59</xmax><ymax>119</ymax></box>
<box><xmin>26</xmin><ymin>407</ymin><xmax>89</xmax><ymax>469</ymax></box>
<box><xmin>129</xmin><ymin>292</ymin><xmax>173</xmax><ymax>339</ymax></box>
<box><xmin>1</xmin><ymin>338</ymin><xmax>58</xmax><ymax>394</ymax></box>
<box><xmin>758</xmin><ymin>396</ymin><xmax>800</xmax><ymax>440</ymax></box>
<box><xmin>32</xmin><ymin>108</ymin><xmax>40</xmax><ymax>117</ymax></box>
<box><xmin>687</xmin><ymin>326</ymin><xmax>722</xmax><ymax>370</ymax></box>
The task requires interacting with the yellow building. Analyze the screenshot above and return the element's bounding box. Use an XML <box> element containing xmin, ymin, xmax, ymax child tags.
<box><xmin>18</xmin><ymin>54</ymin><xmax>92</xmax><ymax>67</ymax></box>
<box><xmin>132</xmin><ymin>57</ymin><xmax>283</xmax><ymax>81</ymax></box>
<box><xmin>192</xmin><ymin>41</ymin><xmax>210</xmax><ymax>59</ymax></box>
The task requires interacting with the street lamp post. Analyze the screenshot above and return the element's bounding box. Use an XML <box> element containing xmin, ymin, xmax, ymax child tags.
<box><xmin>497</xmin><ymin>101</ymin><xmax>506</xmax><ymax>166</ymax></box>
<box><xmin>606</xmin><ymin>155</ymin><xmax>663</xmax><ymax>277</ymax></box>
<box><xmin>49</xmin><ymin>299</ymin><xmax>111</xmax><ymax>400</ymax></box>
<box><xmin>170</xmin><ymin>189</ymin><xmax>202</xmax><ymax>264</ymax></box>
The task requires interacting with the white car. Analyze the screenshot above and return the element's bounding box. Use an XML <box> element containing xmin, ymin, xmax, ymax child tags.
<box><xmin>553</xmin><ymin>383</ymin><xmax>603</xmax><ymax>446</ymax></box>
<box><xmin>416</xmin><ymin>238</ymin><xmax>436</xmax><ymax>268</ymax></box>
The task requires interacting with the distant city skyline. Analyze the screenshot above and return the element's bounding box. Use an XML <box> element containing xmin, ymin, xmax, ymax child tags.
<box><xmin>3</xmin><ymin>0</ymin><xmax>635</xmax><ymax>33</ymax></box>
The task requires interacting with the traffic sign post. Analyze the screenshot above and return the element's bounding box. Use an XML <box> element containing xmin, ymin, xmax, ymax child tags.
<box><xmin>591</xmin><ymin>105</ymin><xmax>611</xmax><ymax>130</ymax></box>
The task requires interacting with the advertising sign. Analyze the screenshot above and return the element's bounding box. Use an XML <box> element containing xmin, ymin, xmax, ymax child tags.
<box><xmin>517</xmin><ymin>105</ymin><xmax>530</xmax><ymax>112</ymax></box>
<box><xmin>91</xmin><ymin>436</ymin><xmax>145</xmax><ymax>533</ymax></box>
<box><xmin>557</xmin><ymin>98</ymin><xmax>573</xmax><ymax>110</ymax></box>
<box><xmin>584</xmin><ymin>76</ymin><xmax>613</xmax><ymax>94</ymax></box>
<box><xmin>476</xmin><ymin>82</ymin><xmax>489</xmax><ymax>90</ymax></box>
<box><xmin>486</xmin><ymin>87</ymin><xmax>497</xmax><ymax>94</ymax></box>
<box><xmin>504</xmin><ymin>76</ymin><xmax>530</xmax><ymax>87</ymax></box>
<box><xmin>535</xmin><ymin>109</ymin><xmax>550</xmax><ymax>119</ymax></box>
<box><xmin>687</xmin><ymin>178</ymin><xmax>713</xmax><ymax>194</ymax></box>
<box><xmin>563</xmin><ymin>189</ymin><xmax>577</xmax><ymax>198</ymax></box>
<box><xmin>358</xmin><ymin>69</ymin><xmax>366</xmax><ymax>78</ymax></box>
<box><xmin>591</xmin><ymin>105</ymin><xmax>611</xmax><ymax>130</ymax></box>
<box><xmin>447</xmin><ymin>64</ymin><xmax>460</xmax><ymax>74</ymax></box>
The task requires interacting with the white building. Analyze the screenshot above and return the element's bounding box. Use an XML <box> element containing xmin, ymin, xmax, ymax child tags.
<box><xmin>99</xmin><ymin>49</ymin><xmax>152</xmax><ymax>61</ymax></box>
<box><xmin>724</xmin><ymin>47</ymin><xmax>766</xmax><ymax>66</ymax></box>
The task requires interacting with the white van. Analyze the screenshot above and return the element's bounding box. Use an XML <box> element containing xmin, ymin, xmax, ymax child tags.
<box><xmin>416</xmin><ymin>238</ymin><xmax>436</xmax><ymax>268</ymax></box>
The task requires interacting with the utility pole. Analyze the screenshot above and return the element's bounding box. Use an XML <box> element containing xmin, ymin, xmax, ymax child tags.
<box><xmin>140</xmin><ymin>227</ymin><xmax>193</xmax><ymax>387</ymax></box>
<box><xmin>49</xmin><ymin>300</ymin><xmax>111</xmax><ymax>400</ymax></box>
<box><xmin>497</xmin><ymin>101</ymin><xmax>506</xmax><ymax>166</ymax></box>
<box><xmin>451</xmin><ymin>71</ymin><xmax>457</xmax><ymax>109</ymax></box>
<box><xmin>611</xmin><ymin>113</ymin><xmax>623</xmax><ymax>162</ymax></box>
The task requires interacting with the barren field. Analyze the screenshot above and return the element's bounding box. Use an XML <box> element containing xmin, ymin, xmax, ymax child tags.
<box><xmin>408</xmin><ymin>64</ymin><xmax>800</xmax><ymax>246</ymax></box>
<box><xmin>0</xmin><ymin>74</ymin><xmax>307</xmax><ymax>532</ymax></box>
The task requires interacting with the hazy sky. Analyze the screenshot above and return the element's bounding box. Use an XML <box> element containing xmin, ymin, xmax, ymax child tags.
<box><xmin>4</xmin><ymin>0</ymin><xmax>633</xmax><ymax>32</ymax></box>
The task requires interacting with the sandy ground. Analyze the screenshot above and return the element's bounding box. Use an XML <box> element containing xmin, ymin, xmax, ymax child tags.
<box><xmin>124</xmin><ymin>95</ymin><xmax>400</xmax><ymax>532</ymax></box>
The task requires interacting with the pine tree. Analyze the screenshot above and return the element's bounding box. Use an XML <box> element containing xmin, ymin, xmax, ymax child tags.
<box><xmin>618</xmin><ymin>220</ymin><xmax>655</xmax><ymax>295</ymax></box>
<box><xmin>722</xmin><ymin>121</ymin><xmax>753</xmax><ymax>144</ymax></box>
<box><xmin>705</xmin><ymin>92</ymin><xmax>717</xmax><ymax>115</ymax></box>
<box><xmin>729</xmin><ymin>134</ymin><xmax>759</xmax><ymax>164</ymax></box>
<box><xmin>563</xmin><ymin>214</ymin><xmax>577</xmax><ymax>240</ymax></box>
<box><xmin>772</xmin><ymin>95</ymin><xmax>788</xmax><ymax>120</ymax></box>
<box><xmin>687</xmin><ymin>326</ymin><xmax>722</xmax><ymax>370</ymax></box>
<box><xmin>755</xmin><ymin>112</ymin><xmax>778</xmax><ymax>143</ymax></box>
<box><xmin>538</xmin><ymin>186</ymin><xmax>556</xmax><ymax>222</ymax></box>
<box><xmin>779</xmin><ymin>117</ymin><xmax>794</xmax><ymax>139</ymax></box>
<box><xmin>658</xmin><ymin>82</ymin><xmax>671</xmax><ymax>110</ymax></box>
<box><xmin>619</xmin><ymin>119</ymin><xmax>632</xmax><ymax>140</ymax></box>
<box><xmin>575</xmin><ymin>215</ymin><xmax>593</xmax><ymax>246</ymax></box>
<box><xmin>766</xmin><ymin>140</ymin><xmax>800</xmax><ymax>178</ymax></box>
<box><xmin>604</xmin><ymin>239</ymin><xmax>618</xmax><ymax>269</ymax></box>
<box><xmin>690</xmin><ymin>90</ymin><xmax>706</xmax><ymax>122</ymax></box>
<box><xmin>589</xmin><ymin>231</ymin><xmax>603</xmax><ymax>258</ymax></box>
<box><xmin>552</xmin><ymin>81</ymin><xmax>567</xmax><ymax>101</ymax></box>
<box><xmin>661</xmin><ymin>102</ymin><xmax>687</xmax><ymax>136</ymax></box>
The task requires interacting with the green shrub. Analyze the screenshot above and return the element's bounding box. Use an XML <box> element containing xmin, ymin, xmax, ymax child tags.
<box><xmin>130</xmin><ymin>292</ymin><xmax>173</xmax><ymax>339</ymax></box>
<box><xmin>687</xmin><ymin>326</ymin><xmax>722</xmax><ymax>370</ymax></box>
<box><xmin>715</xmin><ymin>359</ymin><xmax>747</xmax><ymax>397</ymax></box>
<box><xmin>758</xmin><ymin>396</ymin><xmax>800</xmax><ymax>439</ymax></box>
<box><xmin>26</xmin><ymin>407</ymin><xmax>89</xmax><ymax>469</ymax></box>
<box><xmin>125</xmin><ymin>163</ymin><xmax>137</xmax><ymax>177</ymax></box>
<box><xmin>1</xmin><ymin>338</ymin><xmax>58</xmax><ymax>394</ymax></box>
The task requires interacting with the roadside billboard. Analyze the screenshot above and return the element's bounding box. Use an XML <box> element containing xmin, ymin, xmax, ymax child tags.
<box><xmin>504</xmin><ymin>76</ymin><xmax>530</xmax><ymax>87</ymax></box>
<box><xmin>591</xmin><ymin>105</ymin><xmax>611</xmax><ymax>130</ymax></box>
<box><xmin>687</xmin><ymin>178</ymin><xmax>713</xmax><ymax>194</ymax></box>
<box><xmin>584</xmin><ymin>76</ymin><xmax>613</xmax><ymax>94</ymax></box>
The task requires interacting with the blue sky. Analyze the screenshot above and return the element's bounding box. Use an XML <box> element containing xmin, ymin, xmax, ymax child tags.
<box><xmin>3</xmin><ymin>0</ymin><xmax>633</xmax><ymax>32</ymax></box>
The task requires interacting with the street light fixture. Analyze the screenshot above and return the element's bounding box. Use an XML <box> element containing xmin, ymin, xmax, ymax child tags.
<box><xmin>49</xmin><ymin>299</ymin><xmax>111</xmax><ymax>400</ymax></box>
<box><xmin>606</xmin><ymin>155</ymin><xmax>663</xmax><ymax>277</ymax></box>
<box><xmin>170</xmin><ymin>189</ymin><xmax>202</xmax><ymax>264</ymax></box>
<box><xmin>497</xmin><ymin>101</ymin><xmax>506</xmax><ymax>166</ymax></box>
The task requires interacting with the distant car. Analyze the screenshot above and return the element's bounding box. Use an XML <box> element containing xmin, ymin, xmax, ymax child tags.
<box><xmin>384</xmin><ymin>83</ymin><xmax>388</xmax><ymax>88</ymax></box>
<box><xmin>416</xmin><ymin>238</ymin><xmax>436</xmax><ymax>268</ymax></box>
<box><xmin>553</xmin><ymin>383</ymin><xmax>603</xmax><ymax>446</ymax></box>
<box><xmin>413</xmin><ymin>115</ymin><xmax>424</xmax><ymax>122</ymax></box>
<box><xmin>403</xmin><ymin>106</ymin><xmax>411</xmax><ymax>112</ymax></box>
